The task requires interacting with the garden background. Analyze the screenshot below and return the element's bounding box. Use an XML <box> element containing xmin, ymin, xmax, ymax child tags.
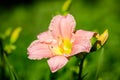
<box><xmin>0</xmin><ymin>0</ymin><xmax>120</xmax><ymax>80</ymax></box>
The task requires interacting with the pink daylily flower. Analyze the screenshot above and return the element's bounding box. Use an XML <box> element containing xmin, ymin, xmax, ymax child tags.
<box><xmin>27</xmin><ymin>14</ymin><xmax>95</xmax><ymax>73</ymax></box>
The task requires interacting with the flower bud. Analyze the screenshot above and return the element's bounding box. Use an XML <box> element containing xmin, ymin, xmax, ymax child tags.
<box><xmin>10</xmin><ymin>27</ymin><xmax>22</xmax><ymax>44</ymax></box>
<box><xmin>62</xmin><ymin>0</ymin><xmax>72</xmax><ymax>14</ymax></box>
<box><xmin>4</xmin><ymin>28</ymin><xmax>12</xmax><ymax>38</ymax></box>
<box><xmin>98</xmin><ymin>29</ymin><xmax>108</xmax><ymax>45</ymax></box>
<box><xmin>96</xmin><ymin>29</ymin><xmax>108</xmax><ymax>49</ymax></box>
<box><xmin>91</xmin><ymin>29</ymin><xmax>108</xmax><ymax>51</ymax></box>
<box><xmin>4</xmin><ymin>44</ymin><xmax>16</xmax><ymax>54</ymax></box>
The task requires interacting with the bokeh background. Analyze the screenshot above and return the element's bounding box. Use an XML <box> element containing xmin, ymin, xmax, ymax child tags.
<box><xmin>0</xmin><ymin>0</ymin><xmax>120</xmax><ymax>80</ymax></box>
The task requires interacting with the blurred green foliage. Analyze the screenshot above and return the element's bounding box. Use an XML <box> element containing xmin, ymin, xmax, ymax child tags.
<box><xmin>0</xmin><ymin>0</ymin><xmax>120</xmax><ymax>80</ymax></box>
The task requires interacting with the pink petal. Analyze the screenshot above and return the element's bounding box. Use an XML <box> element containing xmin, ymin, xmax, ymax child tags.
<box><xmin>49</xmin><ymin>14</ymin><xmax>76</xmax><ymax>39</ymax></box>
<box><xmin>47</xmin><ymin>56</ymin><xmax>68</xmax><ymax>73</ymax></box>
<box><xmin>71</xmin><ymin>30</ymin><xmax>95</xmax><ymax>55</ymax></box>
<box><xmin>49</xmin><ymin>15</ymin><xmax>62</xmax><ymax>39</ymax></box>
<box><xmin>60</xmin><ymin>14</ymin><xmax>76</xmax><ymax>39</ymax></box>
<box><xmin>37</xmin><ymin>31</ymin><xmax>55</xmax><ymax>43</ymax></box>
<box><xmin>27</xmin><ymin>40</ymin><xmax>53</xmax><ymax>60</ymax></box>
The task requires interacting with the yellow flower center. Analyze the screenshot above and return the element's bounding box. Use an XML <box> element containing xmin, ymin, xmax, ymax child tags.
<box><xmin>52</xmin><ymin>38</ymin><xmax>72</xmax><ymax>56</ymax></box>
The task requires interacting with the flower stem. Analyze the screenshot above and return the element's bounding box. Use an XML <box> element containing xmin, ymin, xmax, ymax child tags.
<box><xmin>0</xmin><ymin>38</ymin><xmax>19</xmax><ymax>80</ymax></box>
<box><xmin>0</xmin><ymin>38</ymin><xmax>7</xmax><ymax>80</ymax></box>
<box><xmin>0</xmin><ymin>38</ymin><xmax>8</xmax><ymax>80</ymax></box>
<box><xmin>3</xmin><ymin>52</ymin><xmax>19</xmax><ymax>80</ymax></box>
<box><xmin>78</xmin><ymin>54</ymin><xmax>86</xmax><ymax>80</ymax></box>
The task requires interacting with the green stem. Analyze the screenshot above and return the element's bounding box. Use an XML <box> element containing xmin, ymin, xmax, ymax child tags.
<box><xmin>50</xmin><ymin>72</ymin><xmax>57</xmax><ymax>80</ymax></box>
<box><xmin>0</xmin><ymin>38</ymin><xmax>19</xmax><ymax>80</ymax></box>
<box><xmin>0</xmin><ymin>38</ymin><xmax>7</xmax><ymax>80</ymax></box>
<box><xmin>3</xmin><ymin>53</ymin><xmax>19</xmax><ymax>80</ymax></box>
<box><xmin>78</xmin><ymin>55</ymin><xmax>86</xmax><ymax>80</ymax></box>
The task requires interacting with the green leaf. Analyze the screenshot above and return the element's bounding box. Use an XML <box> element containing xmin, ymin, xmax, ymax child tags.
<box><xmin>96</xmin><ymin>48</ymin><xmax>104</xmax><ymax>79</ymax></box>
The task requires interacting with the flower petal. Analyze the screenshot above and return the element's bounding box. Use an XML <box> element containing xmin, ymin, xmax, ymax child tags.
<box><xmin>27</xmin><ymin>40</ymin><xmax>53</xmax><ymax>60</ymax></box>
<box><xmin>60</xmin><ymin>14</ymin><xmax>76</xmax><ymax>39</ymax></box>
<box><xmin>47</xmin><ymin>56</ymin><xmax>68</xmax><ymax>73</ymax></box>
<box><xmin>49</xmin><ymin>15</ymin><xmax>62</xmax><ymax>39</ymax></box>
<box><xmin>75</xmin><ymin>30</ymin><xmax>95</xmax><ymax>40</ymax></box>
<box><xmin>72</xmin><ymin>30</ymin><xmax>95</xmax><ymax>55</ymax></box>
<box><xmin>37</xmin><ymin>31</ymin><xmax>55</xmax><ymax>43</ymax></box>
<box><xmin>49</xmin><ymin>14</ymin><xmax>76</xmax><ymax>39</ymax></box>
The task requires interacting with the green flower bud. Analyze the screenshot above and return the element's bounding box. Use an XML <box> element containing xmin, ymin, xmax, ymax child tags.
<box><xmin>62</xmin><ymin>0</ymin><xmax>72</xmax><ymax>14</ymax></box>
<box><xmin>4</xmin><ymin>28</ymin><xmax>12</xmax><ymax>38</ymax></box>
<box><xmin>10</xmin><ymin>27</ymin><xmax>22</xmax><ymax>44</ymax></box>
<box><xmin>4</xmin><ymin>44</ymin><xmax>16</xmax><ymax>54</ymax></box>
